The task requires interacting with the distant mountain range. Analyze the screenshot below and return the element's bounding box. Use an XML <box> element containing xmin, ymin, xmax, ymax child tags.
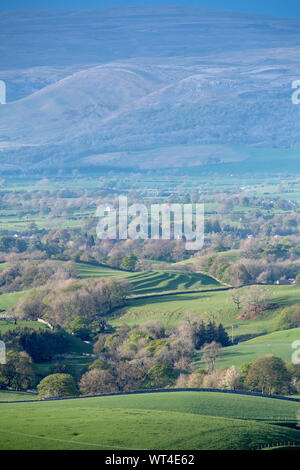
<box><xmin>1</xmin><ymin>7</ymin><xmax>300</xmax><ymax>173</ymax></box>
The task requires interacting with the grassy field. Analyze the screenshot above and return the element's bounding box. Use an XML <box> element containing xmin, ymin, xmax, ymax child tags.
<box><xmin>110</xmin><ymin>285</ymin><xmax>300</xmax><ymax>338</ymax></box>
<box><xmin>36</xmin><ymin>353</ymin><xmax>93</xmax><ymax>378</ymax></box>
<box><xmin>0</xmin><ymin>391</ymin><xmax>37</xmax><ymax>402</ymax></box>
<box><xmin>0</xmin><ymin>391</ymin><xmax>299</xmax><ymax>450</ymax></box>
<box><xmin>195</xmin><ymin>328</ymin><xmax>300</xmax><ymax>369</ymax></box>
<box><xmin>0</xmin><ymin>319</ymin><xmax>48</xmax><ymax>335</ymax></box>
<box><xmin>0</xmin><ymin>290</ymin><xmax>29</xmax><ymax>313</ymax></box>
<box><xmin>0</xmin><ymin>263</ymin><xmax>9</xmax><ymax>272</ymax></box>
<box><xmin>75</xmin><ymin>263</ymin><xmax>221</xmax><ymax>294</ymax></box>
<box><xmin>75</xmin><ymin>263</ymin><xmax>130</xmax><ymax>279</ymax></box>
<box><xmin>174</xmin><ymin>250</ymin><xmax>242</xmax><ymax>267</ymax></box>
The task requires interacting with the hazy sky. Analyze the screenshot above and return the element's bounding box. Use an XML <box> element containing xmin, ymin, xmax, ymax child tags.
<box><xmin>1</xmin><ymin>0</ymin><xmax>300</xmax><ymax>19</ymax></box>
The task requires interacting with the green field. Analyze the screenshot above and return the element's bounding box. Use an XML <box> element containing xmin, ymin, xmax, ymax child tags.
<box><xmin>175</xmin><ymin>250</ymin><xmax>242</xmax><ymax>267</ymax></box>
<box><xmin>0</xmin><ymin>319</ymin><xmax>48</xmax><ymax>335</ymax></box>
<box><xmin>195</xmin><ymin>328</ymin><xmax>300</xmax><ymax>369</ymax></box>
<box><xmin>36</xmin><ymin>353</ymin><xmax>93</xmax><ymax>378</ymax></box>
<box><xmin>0</xmin><ymin>263</ymin><xmax>8</xmax><ymax>272</ymax></box>
<box><xmin>0</xmin><ymin>391</ymin><xmax>37</xmax><ymax>402</ymax></box>
<box><xmin>0</xmin><ymin>290</ymin><xmax>29</xmax><ymax>313</ymax></box>
<box><xmin>75</xmin><ymin>263</ymin><xmax>221</xmax><ymax>295</ymax></box>
<box><xmin>0</xmin><ymin>391</ymin><xmax>299</xmax><ymax>450</ymax></box>
<box><xmin>111</xmin><ymin>285</ymin><xmax>300</xmax><ymax>338</ymax></box>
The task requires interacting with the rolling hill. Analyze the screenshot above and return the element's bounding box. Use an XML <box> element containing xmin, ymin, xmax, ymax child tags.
<box><xmin>111</xmin><ymin>284</ymin><xmax>300</xmax><ymax>338</ymax></box>
<box><xmin>1</xmin><ymin>7</ymin><xmax>300</xmax><ymax>172</ymax></box>
<box><xmin>0</xmin><ymin>391</ymin><xmax>299</xmax><ymax>450</ymax></box>
<box><xmin>202</xmin><ymin>327</ymin><xmax>300</xmax><ymax>369</ymax></box>
<box><xmin>75</xmin><ymin>262</ymin><xmax>221</xmax><ymax>294</ymax></box>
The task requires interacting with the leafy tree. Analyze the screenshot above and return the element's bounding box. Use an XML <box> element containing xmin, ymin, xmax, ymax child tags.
<box><xmin>206</xmin><ymin>321</ymin><xmax>217</xmax><ymax>344</ymax></box>
<box><xmin>3</xmin><ymin>328</ymin><xmax>70</xmax><ymax>363</ymax></box>
<box><xmin>0</xmin><ymin>350</ymin><xmax>36</xmax><ymax>390</ymax></box>
<box><xmin>191</xmin><ymin>320</ymin><xmax>229</xmax><ymax>349</ymax></box>
<box><xmin>215</xmin><ymin>323</ymin><xmax>230</xmax><ymax>347</ymax></box>
<box><xmin>224</xmin><ymin>263</ymin><xmax>251</xmax><ymax>287</ymax></box>
<box><xmin>219</xmin><ymin>366</ymin><xmax>240</xmax><ymax>390</ymax></box>
<box><xmin>194</xmin><ymin>321</ymin><xmax>207</xmax><ymax>349</ymax></box>
<box><xmin>240</xmin><ymin>362</ymin><xmax>252</xmax><ymax>376</ymax></box>
<box><xmin>37</xmin><ymin>373</ymin><xmax>79</xmax><ymax>398</ymax></box>
<box><xmin>0</xmin><ymin>236</ymin><xmax>16</xmax><ymax>251</ymax></box>
<box><xmin>201</xmin><ymin>341</ymin><xmax>222</xmax><ymax>373</ymax></box>
<box><xmin>144</xmin><ymin>364</ymin><xmax>176</xmax><ymax>389</ymax></box>
<box><xmin>88</xmin><ymin>359</ymin><xmax>110</xmax><ymax>371</ymax></box>
<box><xmin>93</xmin><ymin>334</ymin><xmax>108</xmax><ymax>354</ymax></box>
<box><xmin>14</xmin><ymin>291</ymin><xmax>46</xmax><ymax>320</ymax></box>
<box><xmin>68</xmin><ymin>317</ymin><xmax>92</xmax><ymax>341</ymax></box>
<box><xmin>79</xmin><ymin>369</ymin><xmax>118</xmax><ymax>395</ymax></box>
<box><xmin>47</xmin><ymin>361</ymin><xmax>77</xmax><ymax>379</ymax></box>
<box><xmin>242</xmin><ymin>285</ymin><xmax>272</xmax><ymax>314</ymax></box>
<box><xmin>186</xmin><ymin>372</ymin><xmax>205</xmax><ymax>388</ymax></box>
<box><xmin>230</xmin><ymin>290</ymin><xmax>242</xmax><ymax>311</ymax></box>
<box><xmin>244</xmin><ymin>356</ymin><xmax>291</xmax><ymax>395</ymax></box>
<box><xmin>275</xmin><ymin>305</ymin><xmax>300</xmax><ymax>330</ymax></box>
<box><xmin>16</xmin><ymin>239</ymin><xmax>27</xmax><ymax>253</ymax></box>
<box><xmin>86</xmin><ymin>234</ymin><xmax>95</xmax><ymax>249</ymax></box>
<box><xmin>120</xmin><ymin>254</ymin><xmax>138</xmax><ymax>271</ymax></box>
<box><xmin>203</xmin><ymin>255</ymin><xmax>216</xmax><ymax>272</ymax></box>
<box><xmin>215</xmin><ymin>262</ymin><xmax>230</xmax><ymax>279</ymax></box>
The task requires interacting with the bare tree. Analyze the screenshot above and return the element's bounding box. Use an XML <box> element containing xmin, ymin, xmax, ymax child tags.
<box><xmin>79</xmin><ymin>369</ymin><xmax>118</xmax><ymax>395</ymax></box>
<box><xmin>230</xmin><ymin>290</ymin><xmax>242</xmax><ymax>311</ymax></box>
<box><xmin>201</xmin><ymin>341</ymin><xmax>222</xmax><ymax>373</ymax></box>
<box><xmin>242</xmin><ymin>285</ymin><xmax>272</xmax><ymax>314</ymax></box>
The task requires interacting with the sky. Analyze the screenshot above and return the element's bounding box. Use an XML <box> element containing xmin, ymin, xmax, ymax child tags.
<box><xmin>1</xmin><ymin>0</ymin><xmax>300</xmax><ymax>19</ymax></box>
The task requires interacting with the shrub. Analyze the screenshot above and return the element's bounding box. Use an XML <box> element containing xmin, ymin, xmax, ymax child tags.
<box><xmin>0</xmin><ymin>350</ymin><xmax>36</xmax><ymax>391</ymax></box>
<box><xmin>37</xmin><ymin>373</ymin><xmax>79</xmax><ymax>399</ymax></box>
<box><xmin>244</xmin><ymin>356</ymin><xmax>291</xmax><ymax>395</ymax></box>
<box><xmin>144</xmin><ymin>364</ymin><xmax>176</xmax><ymax>389</ymax></box>
<box><xmin>275</xmin><ymin>305</ymin><xmax>300</xmax><ymax>330</ymax></box>
<box><xmin>79</xmin><ymin>369</ymin><xmax>118</xmax><ymax>395</ymax></box>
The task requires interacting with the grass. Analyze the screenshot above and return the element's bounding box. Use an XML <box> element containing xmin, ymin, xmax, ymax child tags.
<box><xmin>0</xmin><ymin>390</ymin><xmax>37</xmax><ymax>402</ymax></box>
<box><xmin>196</xmin><ymin>327</ymin><xmax>300</xmax><ymax>370</ymax></box>
<box><xmin>110</xmin><ymin>285</ymin><xmax>300</xmax><ymax>338</ymax></box>
<box><xmin>128</xmin><ymin>270</ymin><xmax>220</xmax><ymax>295</ymax></box>
<box><xmin>175</xmin><ymin>249</ymin><xmax>241</xmax><ymax>267</ymax></box>
<box><xmin>36</xmin><ymin>354</ymin><xmax>93</xmax><ymax>378</ymax></box>
<box><xmin>0</xmin><ymin>263</ymin><xmax>9</xmax><ymax>272</ymax></box>
<box><xmin>0</xmin><ymin>319</ymin><xmax>48</xmax><ymax>335</ymax></box>
<box><xmin>0</xmin><ymin>391</ymin><xmax>299</xmax><ymax>450</ymax></box>
<box><xmin>0</xmin><ymin>290</ymin><xmax>29</xmax><ymax>313</ymax></box>
<box><xmin>63</xmin><ymin>333</ymin><xmax>93</xmax><ymax>355</ymax></box>
<box><xmin>75</xmin><ymin>263</ymin><xmax>130</xmax><ymax>279</ymax></box>
<box><xmin>36</xmin><ymin>390</ymin><xmax>300</xmax><ymax>422</ymax></box>
<box><xmin>75</xmin><ymin>263</ymin><xmax>221</xmax><ymax>295</ymax></box>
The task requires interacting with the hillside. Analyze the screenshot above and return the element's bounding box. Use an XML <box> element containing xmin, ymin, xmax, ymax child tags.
<box><xmin>0</xmin><ymin>391</ymin><xmax>299</xmax><ymax>450</ymax></box>
<box><xmin>75</xmin><ymin>262</ymin><xmax>221</xmax><ymax>294</ymax></box>
<box><xmin>1</xmin><ymin>7</ymin><xmax>300</xmax><ymax>172</ymax></box>
<box><xmin>111</xmin><ymin>284</ymin><xmax>300</xmax><ymax>338</ymax></box>
<box><xmin>201</xmin><ymin>327</ymin><xmax>300</xmax><ymax>369</ymax></box>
